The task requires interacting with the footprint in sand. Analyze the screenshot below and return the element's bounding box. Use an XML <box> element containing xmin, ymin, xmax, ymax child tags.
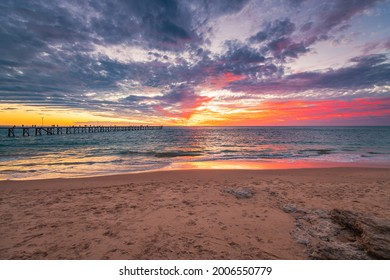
<box><xmin>103</xmin><ymin>230</ymin><xmax>117</xmax><ymax>238</ymax></box>
<box><xmin>186</xmin><ymin>219</ymin><xmax>197</xmax><ymax>226</ymax></box>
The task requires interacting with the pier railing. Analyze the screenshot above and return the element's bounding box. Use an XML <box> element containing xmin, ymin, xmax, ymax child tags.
<box><xmin>0</xmin><ymin>125</ymin><xmax>163</xmax><ymax>137</ymax></box>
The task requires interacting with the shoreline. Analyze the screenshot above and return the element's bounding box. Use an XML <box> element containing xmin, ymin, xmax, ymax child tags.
<box><xmin>0</xmin><ymin>167</ymin><xmax>389</xmax><ymax>259</ymax></box>
<box><xmin>1</xmin><ymin>166</ymin><xmax>389</xmax><ymax>187</ymax></box>
<box><xmin>2</xmin><ymin>158</ymin><xmax>390</xmax><ymax>181</ymax></box>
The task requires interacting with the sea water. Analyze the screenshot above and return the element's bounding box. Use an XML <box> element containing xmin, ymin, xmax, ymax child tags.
<box><xmin>0</xmin><ymin>126</ymin><xmax>389</xmax><ymax>180</ymax></box>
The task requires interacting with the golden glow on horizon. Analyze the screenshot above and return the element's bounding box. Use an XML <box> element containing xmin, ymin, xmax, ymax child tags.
<box><xmin>183</xmin><ymin>97</ymin><xmax>390</xmax><ymax>126</ymax></box>
<box><xmin>0</xmin><ymin>104</ymin><xmax>136</xmax><ymax>126</ymax></box>
<box><xmin>1</xmin><ymin>97</ymin><xmax>389</xmax><ymax>127</ymax></box>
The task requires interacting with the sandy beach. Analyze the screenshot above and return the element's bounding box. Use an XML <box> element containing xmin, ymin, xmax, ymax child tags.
<box><xmin>0</xmin><ymin>168</ymin><xmax>389</xmax><ymax>260</ymax></box>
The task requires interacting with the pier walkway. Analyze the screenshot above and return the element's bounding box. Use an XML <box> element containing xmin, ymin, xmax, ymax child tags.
<box><xmin>0</xmin><ymin>125</ymin><xmax>163</xmax><ymax>137</ymax></box>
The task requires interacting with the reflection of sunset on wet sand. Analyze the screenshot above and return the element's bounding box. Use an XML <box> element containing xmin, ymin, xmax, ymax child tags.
<box><xmin>167</xmin><ymin>159</ymin><xmax>390</xmax><ymax>171</ymax></box>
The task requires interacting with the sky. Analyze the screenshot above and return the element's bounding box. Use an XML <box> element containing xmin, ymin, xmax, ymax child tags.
<box><xmin>0</xmin><ymin>0</ymin><xmax>390</xmax><ymax>126</ymax></box>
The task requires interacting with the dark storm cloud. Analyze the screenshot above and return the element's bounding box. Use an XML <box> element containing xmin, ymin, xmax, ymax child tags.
<box><xmin>214</xmin><ymin>42</ymin><xmax>266</xmax><ymax>74</ymax></box>
<box><xmin>250</xmin><ymin>18</ymin><xmax>296</xmax><ymax>43</ymax></box>
<box><xmin>227</xmin><ymin>53</ymin><xmax>390</xmax><ymax>96</ymax></box>
<box><xmin>0</xmin><ymin>0</ymin><xmax>91</xmax><ymax>63</ymax></box>
<box><xmin>267</xmin><ymin>37</ymin><xmax>309</xmax><ymax>59</ymax></box>
<box><xmin>249</xmin><ymin>31</ymin><xmax>268</xmax><ymax>43</ymax></box>
<box><xmin>86</xmin><ymin>0</ymin><xmax>249</xmax><ymax>49</ymax></box>
<box><xmin>88</xmin><ymin>0</ymin><xmax>197</xmax><ymax>48</ymax></box>
<box><xmin>270</xmin><ymin>19</ymin><xmax>295</xmax><ymax>38</ymax></box>
<box><xmin>248</xmin><ymin>0</ymin><xmax>382</xmax><ymax>61</ymax></box>
<box><xmin>0</xmin><ymin>0</ymin><xmax>249</xmax><ymax>111</ymax></box>
<box><xmin>161</xmin><ymin>85</ymin><xmax>196</xmax><ymax>103</ymax></box>
<box><xmin>236</xmin><ymin>0</ymin><xmax>385</xmax><ymax>88</ymax></box>
<box><xmin>315</xmin><ymin>54</ymin><xmax>390</xmax><ymax>89</ymax></box>
<box><xmin>350</xmin><ymin>53</ymin><xmax>388</xmax><ymax>66</ymax></box>
<box><xmin>249</xmin><ymin>18</ymin><xmax>309</xmax><ymax>61</ymax></box>
<box><xmin>285</xmin><ymin>54</ymin><xmax>390</xmax><ymax>90</ymax></box>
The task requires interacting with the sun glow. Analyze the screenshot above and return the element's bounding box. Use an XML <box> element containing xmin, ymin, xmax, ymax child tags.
<box><xmin>183</xmin><ymin>97</ymin><xmax>390</xmax><ymax>126</ymax></box>
<box><xmin>2</xmin><ymin>96</ymin><xmax>389</xmax><ymax>127</ymax></box>
<box><xmin>0</xmin><ymin>104</ymin><xmax>136</xmax><ymax>126</ymax></box>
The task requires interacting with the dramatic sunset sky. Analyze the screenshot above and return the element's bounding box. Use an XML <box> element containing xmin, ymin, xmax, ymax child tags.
<box><xmin>1</xmin><ymin>0</ymin><xmax>389</xmax><ymax>126</ymax></box>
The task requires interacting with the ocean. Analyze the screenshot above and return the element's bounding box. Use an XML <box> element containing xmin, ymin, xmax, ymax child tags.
<box><xmin>0</xmin><ymin>126</ymin><xmax>389</xmax><ymax>180</ymax></box>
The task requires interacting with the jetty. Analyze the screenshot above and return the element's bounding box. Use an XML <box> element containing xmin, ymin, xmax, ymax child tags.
<box><xmin>1</xmin><ymin>125</ymin><xmax>163</xmax><ymax>137</ymax></box>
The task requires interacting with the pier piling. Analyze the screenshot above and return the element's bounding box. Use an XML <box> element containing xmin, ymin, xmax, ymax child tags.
<box><xmin>1</xmin><ymin>125</ymin><xmax>163</xmax><ymax>138</ymax></box>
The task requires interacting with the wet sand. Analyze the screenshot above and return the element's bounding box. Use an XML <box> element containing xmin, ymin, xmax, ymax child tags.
<box><xmin>0</xmin><ymin>168</ymin><xmax>389</xmax><ymax>259</ymax></box>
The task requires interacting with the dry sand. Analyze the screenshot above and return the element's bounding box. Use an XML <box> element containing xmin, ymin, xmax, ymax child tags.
<box><xmin>0</xmin><ymin>168</ymin><xmax>389</xmax><ymax>260</ymax></box>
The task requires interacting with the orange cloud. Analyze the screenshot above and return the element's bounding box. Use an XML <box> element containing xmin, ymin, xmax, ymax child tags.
<box><xmin>188</xmin><ymin>97</ymin><xmax>390</xmax><ymax>126</ymax></box>
<box><xmin>153</xmin><ymin>92</ymin><xmax>212</xmax><ymax>124</ymax></box>
<box><xmin>206</xmin><ymin>72</ymin><xmax>246</xmax><ymax>89</ymax></box>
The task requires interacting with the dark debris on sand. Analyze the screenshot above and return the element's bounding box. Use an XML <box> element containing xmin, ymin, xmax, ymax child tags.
<box><xmin>223</xmin><ymin>188</ymin><xmax>255</xmax><ymax>199</ymax></box>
